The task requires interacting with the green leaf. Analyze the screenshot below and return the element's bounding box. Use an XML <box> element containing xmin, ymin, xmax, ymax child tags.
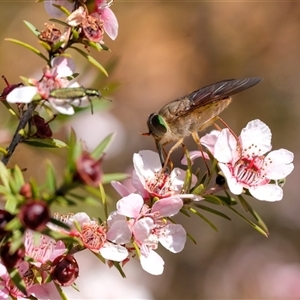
<box><xmin>29</xmin><ymin>177</ymin><xmax>40</xmax><ymax>199</ymax></box>
<box><xmin>238</xmin><ymin>195</ymin><xmax>269</xmax><ymax>235</ymax></box>
<box><xmin>23</xmin><ymin>138</ymin><xmax>67</xmax><ymax>148</ymax></box>
<box><xmin>223</xmin><ymin>202</ymin><xmax>269</xmax><ymax>237</ymax></box>
<box><xmin>49</xmin><ymin>17</ymin><xmax>70</xmax><ymax>26</ymax></box>
<box><xmin>9</xmin><ymin>268</ymin><xmax>27</xmax><ymax>295</ymax></box>
<box><xmin>46</xmin><ymin>160</ymin><xmax>57</xmax><ymax>193</ymax></box>
<box><xmin>91</xmin><ymin>133</ymin><xmax>115</xmax><ymax>159</ymax></box>
<box><xmin>52</xmin><ymin>40</ymin><xmax>65</xmax><ymax>52</ymax></box>
<box><xmin>54</xmin><ymin>282</ymin><xmax>69</xmax><ymax>300</ymax></box>
<box><xmin>186</xmin><ymin>231</ymin><xmax>197</xmax><ymax>245</ymax></box>
<box><xmin>11</xmin><ymin>165</ymin><xmax>25</xmax><ymax>192</ymax></box>
<box><xmin>204</xmin><ymin>194</ymin><xmax>223</xmax><ymax>205</ymax></box>
<box><xmin>5</xmin><ymin>217</ymin><xmax>22</xmax><ymax>231</ymax></box>
<box><xmin>39</xmin><ymin>40</ymin><xmax>52</xmax><ymax>51</ymax></box>
<box><xmin>102</xmin><ymin>173</ymin><xmax>130</xmax><ymax>184</ymax></box>
<box><xmin>49</xmin><ymin>218</ymin><xmax>70</xmax><ymax>231</ymax></box>
<box><xmin>50</xmin><ymin>3</ymin><xmax>71</xmax><ymax>16</ymax></box>
<box><xmin>218</xmin><ymin>194</ymin><xmax>237</xmax><ymax>205</ymax></box>
<box><xmin>180</xmin><ymin>207</ymin><xmax>191</xmax><ymax>217</ymax></box>
<box><xmin>188</xmin><ymin>207</ymin><xmax>219</xmax><ymax>232</ymax></box>
<box><xmin>191</xmin><ymin>183</ymin><xmax>205</xmax><ymax>195</ymax></box>
<box><xmin>112</xmin><ymin>261</ymin><xmax>126</xmax><ymax>278</ymax></box>
<box><xmin>193</xmin><ymin>203</ymin><xmax>231</xmax><ymax>220</ymax></box>
<box><xmin>23</xmin><ymin>20</ymin><xmax>40</xmax><ymax>37</ymax></box>
<box><xmin>99</xmin><ymin>183</ymin><xmax>108</xmax><ymax>219</ymax></box>
<box><xmin>0</xmin><ymin>161</ymin><xmax>10</xmax><ymax>188</ymax></box>
<box><xmin>70</xmin><ymin>46</ymin><xmax>109</xmax><ymax>76</ymax></box>
<box><xmin>5</xmin><ymin>38</ymin><xmax>48</xmax><ymax>62</ymax></box>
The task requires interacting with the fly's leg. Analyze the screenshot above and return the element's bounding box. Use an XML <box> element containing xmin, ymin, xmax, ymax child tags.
<box><xmin>158</xmin><ymin>138</ymin><xmax>183</xmax><ymax>173</ymax></box>
<box><xmin>191</xmin><ymin>131</ymin><xmax>211</xmax><ymax>176</ymax></box>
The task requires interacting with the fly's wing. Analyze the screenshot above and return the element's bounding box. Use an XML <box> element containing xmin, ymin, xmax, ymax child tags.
<box><xmin>177</xmin><ymin>77</ymin><xmax>262</xmax><ymax>116</ymax></box>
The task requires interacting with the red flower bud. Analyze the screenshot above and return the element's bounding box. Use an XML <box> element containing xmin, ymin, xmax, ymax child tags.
<box><xmin>0</xmin><ymin>242</ymin><xmax>25</xmax><ymax>269</ymax></box>
<box><xmin>51</xmin><ymin>254</ymin><xmax>79</xmax><ymax>286</ymax></box>
<box><xmin>32</xmin><ymin>115</ymin><xmax>53</xmax><ymax>138</ymax></box>
<box><xmin>18</xmin><ymin>200</ymin><xmax>50</xmax><ymax>231</ymax></box>
<box><xmin>19</xmin><ymin>183</ymin><xmax>32</xmax><ymax>199</ymax></box>
<box><xmin>75</xmin><ymin>152</ymin><xmax>103</xmax><ymax>187</ymax></box>
<box><xmin>0</xmin><ymin>209</ymin><xmax>14</xmax><ymax>238</ymax></box>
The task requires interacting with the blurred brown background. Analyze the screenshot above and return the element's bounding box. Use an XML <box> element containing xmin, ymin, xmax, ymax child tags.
<box><xmin>1</xmin><ymin>1</ymin><xmax>300</xmax><ymax>299</ymax></box>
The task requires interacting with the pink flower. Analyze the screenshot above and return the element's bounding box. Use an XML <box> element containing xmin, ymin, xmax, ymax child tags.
<box><xmin>0</xmin><ymin>261</ymin><xmax>60</xmax><ymax>299</ymax></box>
<box><xmin>92</xmin><ymin>0</ymin><xmax>119</xmax><ymax>40</ymax></box>
<box><xmin>24</xmin><ymin>230</ymin><xmax>66</xmax><ymax>268</ymax></box>
<box><xmin>115</xmin><ymin>193</ymin><xmax>186</xmax><ymax>275</ymax></box>
<box><xmin>132</xmin><ymin>150</ymin><xmax>202</xmax><ymax>201</ymax></box>
<box><xmin>6</xmin><ymin>56</ymin><xmax>80</xmax><ymax>115</ymax></box>
<box><xmin>55</xmin><ymin>212</ymin><xmax>130</xmax><ymax>262</ymax></box>
<box><xmin>44</xmin><ymin>0</ymin><xmax>75</xmax><ymax>18</ymax></box>
<box><xmin>200</xmin><ymin>119</ymin><xmax>294</xmax><ymax>201</ymax></box>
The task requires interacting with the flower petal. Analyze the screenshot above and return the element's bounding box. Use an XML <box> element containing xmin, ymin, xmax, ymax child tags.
<box><xmin>111</xmin><ymin>180</ymin><xmax>131</xmax><ymax>197</ymax></box>
<box><xmin>6</xmin><ymin>86</ymin><xmax>38</xmax><ymax>103</ymax></box>
<box><xmin>249</xmin><ymin>184</ymin><xmax>283</xmax><ymax>201</ymax></box>
<box><xmin>48</xmin><ymin>98</ymin><xmax>75</xmax><ymax>115</ymax></box>
<box><xmin>52</xmin><ymin>56</ymin><xmax>75</xmax><ymax>77</ymax></box>
<box><xmin>133</xmin><ymin>150</ymin><xmax>161</xmax><ymax>181</ymax></box>
<box><xmin>264</xmin><ymin>149</ymin><xmax>294</xmax><ymax>179</ymax></box>
<box><xmin>100</xmin><ymin>242</ymin><xmax>128</xmax><ymax>262</ymax></box>
<box><xmin>214</xmin><ymin>128</ymin><xmax>238</xmax><ymax>163</ymax></box>
<box><xmin>240</xmin><ymin>119</ymin><xmax>272</xmax><ymax>154</ymax></box>
<box><xmin>152</xmin><ymin>197</ymin><xmax>183</xmax><ymax>217</ymax></box>
<box><xmin>106</xmin><ymin>219</ymin><xmax>132</xmax><ymax>244</ymax></box>
<box><xmin>140</xmin><ymin>249</ymin><xmax>164</xmax><ymax>275</ymax></box>
<box><xmin>44</xmin><ymin>0</ymin><xmax>75</xmax><ymax>18</ymax></box>
<box><xmin>116</xmin><ymin>193</ymin><xmax>144</xmax><ymax>218</ymax></box>
<box><xmin>219</xmin><ymin>163</ymin><xmax>244</xmax><ymax>195</ymax></box>
<box><xmin>200</xmin><ymin>130</ymin><xmax>220</xmax><ymax>154</ymax></box>
<box><xmin>101</xmin><ymin>8</ymin><xmax>119</xmax><ymax>40</ymax></box>
<box><xmin>159</xmin><ymin>224</ymin><xmax>186</xmax><ymax>253</ymax></box>
<box><xmin>133</xmin><ymin>217</ymin><xmax>154</xmax><ymax>242</ymax></box>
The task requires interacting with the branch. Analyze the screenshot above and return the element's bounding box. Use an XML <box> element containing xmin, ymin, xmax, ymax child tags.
<box><xmin>1</xmin><ymin>103</ymin><xmax>37</xmax><ymax>165</ymax></box>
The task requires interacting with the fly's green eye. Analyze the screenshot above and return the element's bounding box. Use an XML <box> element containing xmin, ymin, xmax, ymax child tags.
<box><xmin>147</xmin><ymin>113</ymin><xmax>168</xmax><ymax>138</ymax></box>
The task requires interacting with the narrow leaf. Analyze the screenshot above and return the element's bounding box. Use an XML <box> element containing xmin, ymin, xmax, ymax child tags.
<box><xmin>204</xmin><ymin>194</ymin><xmax>223</xmax><ymax>205</ymax></box>
<box><xmin>70</xmin><ymin>46</ymin><xmax>109</xmax><ymax>76</ymax></box>
<box><xmin>5</xmin><ymin>38</ymin><xmax>48</xmax><ymax>62</ymax></box>
<box><xmin>23</xmin><ymin>138</ymin><xmax>67</xmax><ymax>148</ymax></box>
<box><xmin>91</xmin><ymin>133</ymin><xmax>115</xmax><ymax>159</ymax></box>
<box><xmin>223</xmin><ymin>202</ymin><xmax>269</xmax><ymax>237</ymax></box>
<box><xmin>49</xmin><ymin>18</ymin><xmax>70</xmax><ymax>27</ymax></box>
<box><xmin>9</xmin><ymin>268</ymin><xmax>27</xmax><ymax>295</ymax></box>
<box><xmin>112</xmin><ymin>261</ymin><xmax>126</xmax><ymax>278</ymax></box>
<box><xmin>23</xmin><ymin>20</ymin><xmax>40</xmax><ymax>37</ymax></box>
<box><xmin>102</xmin><ymin>173</ymin><xmax>129</xmax><ymax>184</ymax></box>
<box><xmin>193</xmin><ymin>203</ymin><xmax>231</xmax><ymax>220</ymax></box>
<box><xmin>188</xmin><ymin>207</ymin><xmax>219</xmax><ymax>232</ymax></box>
<box><xmin>46</xmin><ymin>160</ymin><xmax>57</xmax><ymax>193</ymax></box>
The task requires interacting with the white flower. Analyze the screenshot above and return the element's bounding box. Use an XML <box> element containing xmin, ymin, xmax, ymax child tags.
<box><xmin>132</xmin><ymin>150</ymin><xmax>202</xmax><ymax>201</ymax></box>
<box><xmin>201</xmin><ymin>119</ymin><xmax>294</xmax><ymax>201</ymax></box>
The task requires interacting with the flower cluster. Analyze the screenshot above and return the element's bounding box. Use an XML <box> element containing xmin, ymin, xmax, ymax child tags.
<box><xmin>0</xmin><ymin>0</ymin><xmax>295</xmax><ymax>299</ymax></box>
<box><xmin>193</xmin><ymin>119</ymin><xmax>294</xmax><ymax>201</ymax></box>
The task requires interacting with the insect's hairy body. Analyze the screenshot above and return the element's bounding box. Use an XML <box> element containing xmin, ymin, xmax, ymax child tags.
<box><xmin>157</xmin><ymin>96</ymin><xmax>232</xmax><ymax>145</ymax></box>
<box><xmin>146</xmin><ymin>77</ymin><xmax>262</xmax><ymax>167</ymax></box>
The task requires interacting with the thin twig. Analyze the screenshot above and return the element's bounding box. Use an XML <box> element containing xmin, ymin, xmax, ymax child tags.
<box><xmin>1</xmin><ymin>103</ymin><xmax>37</xmax><ymax>165</ymax></box>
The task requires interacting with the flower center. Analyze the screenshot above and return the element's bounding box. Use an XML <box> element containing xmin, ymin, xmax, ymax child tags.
<box><xmin>233</xmin><ymin>155</ymin><xmax>269</xmax><ymax>187</ymax></box>
<box><xmin>146</xmin><ymin>172</ymin><xmax>173</xmax><ymax>198</ymax></box>
<box><xmin>80</xmin><ymin>223</ymin><xmax>106</xmax><ymax>252</ymax></box>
